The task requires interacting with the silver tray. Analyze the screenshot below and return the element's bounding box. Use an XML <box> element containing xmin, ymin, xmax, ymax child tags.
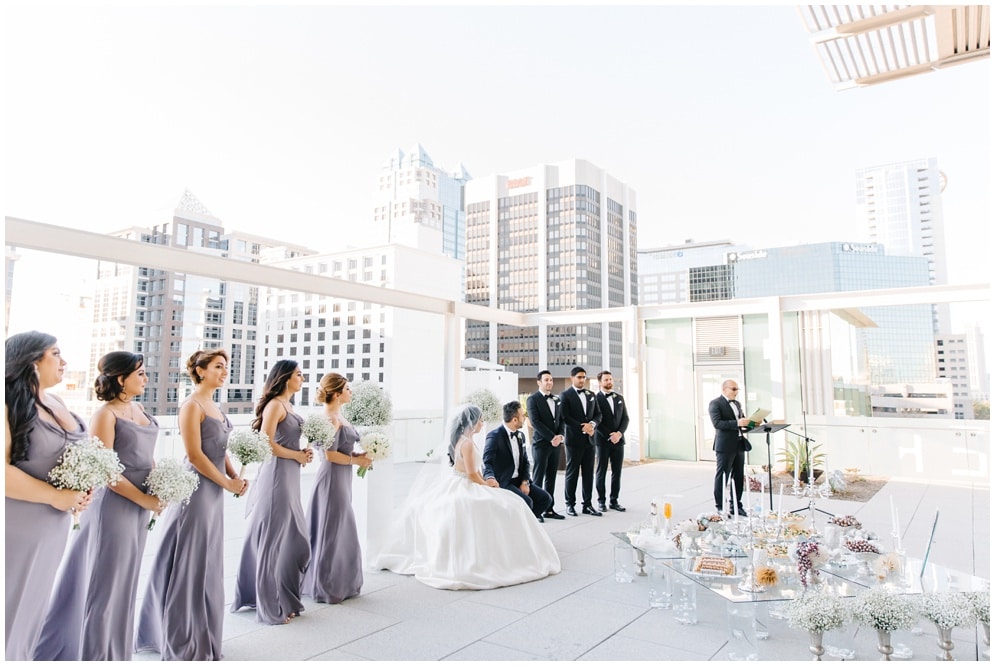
<box><xmin>684</xmin><ymin>557</ymin><xmax>741</xmax><ymax>580</ymax></box>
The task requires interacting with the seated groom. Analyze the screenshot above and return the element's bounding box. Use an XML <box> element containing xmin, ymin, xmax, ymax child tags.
<box><xmin>483</xmin><ymin>401</ymin><xmax>553</xmax><ymax>523</ymax></box>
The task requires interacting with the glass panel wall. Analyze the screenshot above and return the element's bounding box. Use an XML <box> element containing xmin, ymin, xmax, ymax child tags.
<box><xmin>644</xmin><ymin>318</ymin><xmax>695</xmax><ymax>460</ymax></box>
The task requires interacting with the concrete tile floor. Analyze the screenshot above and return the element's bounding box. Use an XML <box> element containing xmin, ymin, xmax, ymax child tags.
<box><xmin>133</xmin><ymin>459</ymin><xmax>989</xmax><ymax>661</ymax></box>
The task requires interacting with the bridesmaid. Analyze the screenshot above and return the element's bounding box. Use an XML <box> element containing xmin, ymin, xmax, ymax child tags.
<box><xmin>135</xmin><ymin>348</ymin><xmax>247</xmax><ymax>661</ymax></box>
<box><xmin>231</xmin><ymin>359</ymin><xmax>313</xmax><ymax>624</ymax></box>
<box><xmin>4</xmin><ymin>331</ymin><xmax>92</xmax><ymax>661</ymax></box>
<box><xmin>34</xmin><ymin>351</ymin><xmax>162</xmax><ymax>660</ymax></box>
<box><xmin>302</xmin><ymin>372</ymin><xmax>371</xmax><ymax>604</ymax></box>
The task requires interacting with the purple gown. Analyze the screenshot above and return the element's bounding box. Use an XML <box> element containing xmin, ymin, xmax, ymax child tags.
<box><xmin>301</xmin><ymin>422</ymin><xmax>363</xmax><ymax>603</ymax></box>
<box><xmin>34</xmin><ymin>413</ymin><xmax>159</xmax><ymax>660</ymax></box>
<box><xmin>5</xmin><ymin>413</ymin><xmax>87</xmax><ymax>661</ymax></box>
<box><xmin>231</xmin><ymin>411</ymin><xmax>310</xmax><ymax>624</ymax></box>
<box><xmin>135</xmin><ymin>413</ymin><xmax>231</xmax><ymax>661</ymax></box>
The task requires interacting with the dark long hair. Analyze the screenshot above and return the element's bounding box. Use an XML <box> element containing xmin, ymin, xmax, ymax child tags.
<box><xmin>251</xmin><ymin>359</ymin><xmax>299</xmax><ymax>431</ymax></box>
<box><xmin>94</xmin><ymin>351</ymin><xmax>144</xmax><ymax>402</ymax></box>
<box><xmin>5</xmin><ymin>331</ymin><xmax>58</xmax><ymax>462</ymax></box>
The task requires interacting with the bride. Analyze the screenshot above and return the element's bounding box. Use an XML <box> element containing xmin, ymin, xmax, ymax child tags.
<box><xmin>373</xmin><ymin>404</ymin><xmax>561</xmax><ymax>590</ymax></box>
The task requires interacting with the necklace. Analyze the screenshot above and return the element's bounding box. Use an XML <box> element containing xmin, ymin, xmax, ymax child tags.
<box><xmin>110</xmin><ymin>400</ymin><xmax>135</xmax><ymax>421</ymax></box>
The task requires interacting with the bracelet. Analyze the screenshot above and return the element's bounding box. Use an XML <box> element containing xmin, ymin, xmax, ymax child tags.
<box><xmin>349</xmin><ymin>454</ymin><xmax>353</xmax><ymax>465</ymax></box>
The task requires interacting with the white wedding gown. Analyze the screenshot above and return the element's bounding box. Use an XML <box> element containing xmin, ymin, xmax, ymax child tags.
<box><xmin>373</xmin><ymin>439</ymin><xmax>561</xmax><ymax>590</ymax></box>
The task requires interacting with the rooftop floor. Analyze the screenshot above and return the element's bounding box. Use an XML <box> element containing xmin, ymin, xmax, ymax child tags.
<box><xmin>135</xmin><ymin>460</ymin><xmax>990</xmax><ymax>661</ymax></box>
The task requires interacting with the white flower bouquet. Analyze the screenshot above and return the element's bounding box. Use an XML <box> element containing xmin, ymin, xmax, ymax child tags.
<box><xmin>356</xmin><ymin>428</ymin><xmax>391</xmax><ymax>478</ymax></box>
<box><xmin>341</xmin><ymin>381</ymin><xmax>393</xmax><ymax>427</ymax></box>
<box><xmin>851</xmin><ymin>587</ymin><xmax>918</xmax><ymax>632</ymax></box>
<box><xmin>968</xmin><ymin>587</ymin><xmax>990</xmax><ymax>624</ymax></box>
<box><xmin>48</xmin><ymin>435</ymin><xmax>124</xmax><ymax>529</ymax></box>
<box><xmin>919</xmin><ymin>591</ymin><xmax>975</xmax><ymax>629</ymax></box>
<box><xmin>301</xmin><ymin>413</ymin><xmax>336</xmax><ymax>450</ymax></box>
<box><xmin>227</xmin><ymin>429</ymin><xmax>272</xmax><ymax>496</ymax></box>
<box><xmin>785</xmin><ymin>591</ymin><xmax>849</xmax><ymax>633</ymax></box>
<box><xmin>143</xmin><ymin>458</ymin><xmax>200</xmax><ymax>530</ymax></box>
<box><xmin>463</xmin><ymin>388</ymin><xmax>501</xmax><ymax>423</ymax></box>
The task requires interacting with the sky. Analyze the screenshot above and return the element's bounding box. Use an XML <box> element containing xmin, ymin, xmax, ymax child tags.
<box><xmin>3</xmin><ymin>2</ymin><xmax>992</xmax><ymax>345</ymax></box>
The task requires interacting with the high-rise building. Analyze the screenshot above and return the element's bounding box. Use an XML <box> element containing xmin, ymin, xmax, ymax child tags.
<box><xmin>463</xmin><ymin>159</ymin><xmax>637</xmax><ymax>384</ymax></box>
<box><xmin>856</xmin><ymin>157</ymin><xmax>949</xmax><ymax>331</ymax></box>
<box><xmin>638</xmin><ymin>239</ymin><xmax>741</xmax><ymax>305</ymax></box>
<box><xmin>687</xmin><ymin>241</ymin><xmax>936</xmax><ymax>411</ymax></box>
<box><xmin>934</xmin><ymin>334</ymin><xmax>975</xmax><ymax>419</ymax></box>
<box><xmin>374</xmin><ymin>144</ymin><xmax>471</xmax><ymax>260</ymax></box>
<box><xmin>90</xmin><ymin>190</ymin><xmax>312</xmax><ymax>416</ymax></box>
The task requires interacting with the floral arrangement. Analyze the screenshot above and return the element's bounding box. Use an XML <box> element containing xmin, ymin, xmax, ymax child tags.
<box><xmin>342</xmin><ymin>381</ymin><xmax>393</xmax><ymax>427</ymax></box>
<box><xmin>356</xmin><ymin>428</ymin><xmax>391</xmax><ymax>478</ymax></box>
<box><xmin>48</xmin><ymin>436</ymin><xmax>124</xmax><ymax>529</ymax></box>
<box><xmin>463</xmin><ymin>388</ymin><xmax>501</xmax><ymax>423</ymax></box>
<box><xmin>785</xmin><ymin>591</ymin><xmax>848</xmax><ymax>632</ymax></box>
<box><xmin>795</xmin><ymin>540</ymin><xmax>827</xmax><ymax>588</ymax></box>
<box><xmin>968</xmin><ymin>587</ymin><xmax>990</xmax><ymax>624</ymax></box>
<box><xmin>851</xmin><ymin>587</ymin><xmax>918</xmax><ymax>632</ymax></box>
<box><xmin>677</xmin><ymin>518</ymin><xmax>704</xmax><ymax>535</ymax></box>
<box><xmin>829</xmin><ymin>514</ymin><xmax>862</xmax><ymax>529</ymax></box>
<box><xmin>919</xmin><ymin>591</ymin><xmax>975</xmax><ymax>629</ymax></box>
<box><xmin>748</xmin><ymin>475</ymin><xmax>762</xmax><ymax>492</ymax></box>
<box><xmin>143</xmin><ymin>458</ymin><xmax>199</xmax><ymax>530</ymax></box>
<box><xmin>871</xmin><ymin>552</ymin><xmax>903</xmax><ymax>580</ymax></box>
<box><xmin>301</xmin><ymin>413</ymin><xmax>336</xmax><ymax>450</ymax></box>
<box><xmin>227</xmin><ymin>429</ymin><xmax>272</xmax><ymax>496</ymax></box>
<box><xmin>755</xmin><ymin>566</ymin><xmax>779</xmax><ymax>587</ymax></box>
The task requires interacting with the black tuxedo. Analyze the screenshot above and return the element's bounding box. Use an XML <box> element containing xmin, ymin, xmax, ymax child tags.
<box><xmin>594</xmin><ymin>391</ymin><xmax>629</xmax><ymax>505</ymax></box>
<box><xmin>482</xmin><ymin>425</ymin><xmax>551</xmax><ymax>518</ymax></box>
<box><xmin>525</xmin><ymin>390</ymin><xmax>563</xmax><ymax>507</ymax></box>
<box><xmin>559</xmin><ymin>387</ymin><xmax>601</xmax><ymax>509</ymax></box>
<box><xmin>709</xmin><ymin>395</ymin><xmax>751</xmax><ymax>512</ymax></box>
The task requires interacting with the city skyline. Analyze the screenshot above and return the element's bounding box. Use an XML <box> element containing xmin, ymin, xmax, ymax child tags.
<box><xmin>3</xmin><ymin>5</ymin><xmax>990</xmax><ymax>280</ymax></box>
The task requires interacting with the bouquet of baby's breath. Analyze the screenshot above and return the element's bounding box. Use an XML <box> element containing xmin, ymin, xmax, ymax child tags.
<box><xmin>919</xmin><ymin>591</ymin><xmax>975</xmax><ymax>629</ymax></box>
<box><xmin>144</xmin><ymin>458</ymin><xmax>200</xmax><ymax>531</ymax></box>
<box><xmin>227</xmin><ymin>429</ymin><xmax>272</xmax><ymax>497</ymax></box>
<box><xmin>301</xmin><ymin>413</ymin><xmax>336</xmax><ymax>450</ymax></box>
<box><xmin>356</xmin><ymin>428</ymin><xmax>391</xmax><ymax>478</ymax></box>
<box><xmin>968</xmin><ymin>587</ymin><xmax>990</xmax><ymax>624</ymax></box>
<box><xmin>785</xmin><ymin>591</ymin><xmax>849</xmax><ymax>633</ymax></box>
<box><xmin>852</xmin><ymin>587</ymin><xmax>918</xmax><ymax>632</ymax></box>
<box><xmin>341</xmin><ymin>381</ymin><xmax>392</xmax><ymax>427</ymax></box>
<box><xmin>463</xmin><ymin>388</ymin><xmax>501</xmax><ymax>423</ymax></box>
<box><xmin>48</xmin><ymin>436</ymin><xmax>124</xmax><ymax>529</ymax></box>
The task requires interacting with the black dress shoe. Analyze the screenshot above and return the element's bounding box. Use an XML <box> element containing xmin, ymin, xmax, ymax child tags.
<box><xmin>737</xmin><ymin>507</ymin><xmax>748</xmax><ymax>517</ymax></box>
<box><xmin>581</xmin><ymin>505</ymin><xmax>603</xmax><ymax>516</ymax></box>
<box><xmin>566</xmin><ymin>506</ymin><xmax>578</xmax><ymax>517</ymax></box>
<box><xmin>597</xmin><ymin>502</ymin><xmax>608</xmax><ymax>513</ymax></box>
<box><xmin>543</xmin><ymin>510</ymin><xmax>565</xmax><ymax>520</ymax></box>
<box><xmin>609</xmin><ymin>502</ymin><xmax>626</xmax><ymax>512</ymax></box>
<box><xmin>537</xmin><ymin>515</ymin><xmax>545</xmax><ymax>523</ymax></box>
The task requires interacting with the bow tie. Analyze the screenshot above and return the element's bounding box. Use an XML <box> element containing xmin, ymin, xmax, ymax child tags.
<box><xmin>604</xmin><ymin>392</ymin><xmax>613</xmax><ymax>397</ymax></box>
<box><xmin>544</xmin><ymin>393</ymin><xmax>552</xmax><ymax>398</ymax></box>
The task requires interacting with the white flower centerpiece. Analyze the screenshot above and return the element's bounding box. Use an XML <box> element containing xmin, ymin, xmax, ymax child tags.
<box><xmin>301</xmin><ymin>412</ymin><xmax>337</xmax><ymax>450</ymax></box>
<box><xmin>48</xmin><ymin>435</ymin><xmax>124</xmax><ymax>529</ymax></box>
<box><xmin>227</xmin><ymin>429</ymin><xmax>272</xmax><ymax>497</ymax></box>
<box><xmin>919</xmin><ymin>591</ymin><xmax>975</xmax><ymax>660</ymax></box>
<box><xmin>785</xmin><ymin>592</ymin><xmax>849</xmax><ymax>660</ymax></box>
<box><xmin>852</xmin><ymin>587</ymin><xmax>918</xmax><ymax>660</ymax></box>
<box><xmin>969</xmin><ymin>587</ymin><xmax>990</xmax><ymax>657</ymax></box>
<box><xmin>342</xmin><ymin>381</ymin><xmax>393</xmax><ymax>478</ymax></box>
<box><xmin>463</xmin><ymin>388</ymin><xmax>501</xmax><ymax>424</ymax></box>
<box><xmin>143</xmin><ymin>458</ymin><xmax>200</xmax><ymax>530</ymax></box>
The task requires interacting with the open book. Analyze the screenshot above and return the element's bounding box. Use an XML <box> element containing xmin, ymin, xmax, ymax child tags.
<box><xmin>746</xmin><ymin>409</ymin><xmax>770</xmax><ymax>428</ymax></box>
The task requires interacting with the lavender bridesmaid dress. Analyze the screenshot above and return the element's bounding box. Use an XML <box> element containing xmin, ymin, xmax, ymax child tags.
<box><xmin>34</xmin><ymin>413</ymin><xmax>159</xmax><ymax>660</ymax></box>
<box><xmin>4</xmin><ymin>413</ymin><xmax>87</xmax><ymax>661</ymax></box>
<box><xmin>301</xmin><ymin>422</ymin><xmax>363</xmax><ymax>603</ymax></box>
<box><xmin>231</xmin><ymin>411</ymin><xmax>310</xmax><ymax>624</ymax></box>
<box><xmin>135</xmin><ymin>413</ymin><xmax>231</xmax><ymax>661</ymax></box>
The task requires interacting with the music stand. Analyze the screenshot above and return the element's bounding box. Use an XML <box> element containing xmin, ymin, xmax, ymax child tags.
<box><xmin>745</xmin><ymin>422</ymin><xmax>789</xmax><ymax>511</ymax></box>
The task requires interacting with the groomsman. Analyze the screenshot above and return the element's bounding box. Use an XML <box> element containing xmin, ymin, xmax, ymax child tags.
<box><xmin>559</xmin><ymin>366</ymin><xmax>602</xmax><ymax>517</ymax></box>
<box><xmin>526</xmin><ymin>370</ymin><xmax>565</xmax><ymax>520</ymax></box>
<box><xmin>594</xmin><ymin>370</ymin><xmax>628</xmax><ymax>513</ymax></box>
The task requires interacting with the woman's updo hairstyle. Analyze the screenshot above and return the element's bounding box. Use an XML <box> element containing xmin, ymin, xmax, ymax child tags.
<box><xmin>94</xmin><ymin>351</ymin><xmax>144</xmax><ymax>402</ymax></box>
<box><xmin>315</xmin><ymin>372</ymin><xmax>347</xmax><ymax>405</ymax></box>
<box><xmin>187</xmin><ymin>348</ymin><xmax>229</xmax><ymax>384</ymax></box>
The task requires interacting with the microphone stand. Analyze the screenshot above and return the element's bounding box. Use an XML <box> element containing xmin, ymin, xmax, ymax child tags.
<box><xmin>786</xmin><ymin>411</ymin><xmax>832</xmax><ymax>519</ymax></box>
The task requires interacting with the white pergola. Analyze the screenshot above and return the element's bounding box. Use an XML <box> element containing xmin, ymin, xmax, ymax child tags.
<box><xmin>799</xmin><ymin>4</ymin><xmax>990</xmax><ymax>90</ymax></box>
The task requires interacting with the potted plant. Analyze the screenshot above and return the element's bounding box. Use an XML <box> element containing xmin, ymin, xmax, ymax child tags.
<box><xmin>777</xmin><ymin>439</ymin><xmax>826</xmax><ymax>483</ymax></box>
<box><xmin>851</xmin><ymin>588</ymin><xmax>918</xmax><ymax>660</ymax></box>
<box><xmin>785</xmin><ymin>592</ymin><xmax>849</xmax><ymax>660</ymax></box>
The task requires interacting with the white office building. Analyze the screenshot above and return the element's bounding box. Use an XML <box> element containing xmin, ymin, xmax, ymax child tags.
<box><xmin>638</xmin><ymin>239</ymin><xmax>742</xmax><ymax>304</ymax></box>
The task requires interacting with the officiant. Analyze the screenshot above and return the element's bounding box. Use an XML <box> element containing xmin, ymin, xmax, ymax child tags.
<box><xmin>708</xmin><ymin>379</ymin><xmax>751</xmax><ymax>517</ymax></box>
